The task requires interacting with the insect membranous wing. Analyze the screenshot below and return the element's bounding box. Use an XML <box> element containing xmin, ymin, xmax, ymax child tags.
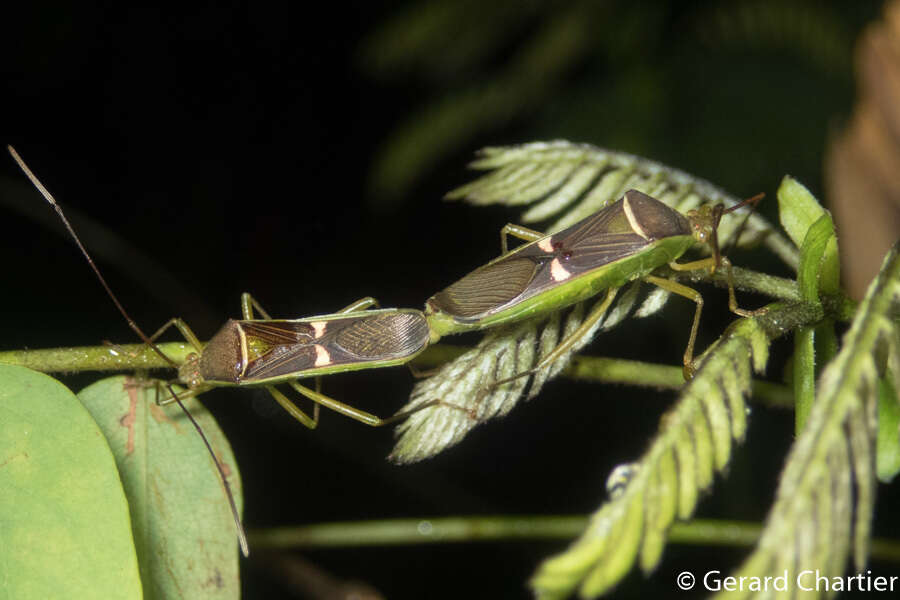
<box><xmin>431</xmin><ymin>258</ymin><xmax>538</xmax><ymax>319</ymax></box>
<box><xmin>333</xmin><ymin>312</ymin><xmax>431</xmax><ymax>360</ymax></box>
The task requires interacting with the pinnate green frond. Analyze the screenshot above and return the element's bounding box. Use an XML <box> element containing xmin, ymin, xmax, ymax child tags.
<box><xmin>530</xmin><ymin>315</ymin><xmax>771</xmax><ymax>599</ymax></box>
<box><xmin>390</xmin><ymin>286</ymin><xmax>642</xmax><ymax>464</ymax></box>
<box><xmin>447</xmin><ymin>141</ymin><xmax>798</xmax><ymax>269</ymax></box>
<box><xmin>717</xmin><ymin>243</ymin><xmax>900</xmax><ymax>599</ymax></box>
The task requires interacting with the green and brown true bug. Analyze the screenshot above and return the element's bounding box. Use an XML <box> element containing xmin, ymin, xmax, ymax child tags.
<box><xmin>6</xmin><ymin>146</ymin><xmax>451</xmax><ymax>557</ymax></box>
<box><xmin>8</xmin><ymin>147</ymin><xmax>457</xmax><ymax>430</ymax></box>
<box><xmin>161</xmin><ymin>293</ymin><xmax>447</xmax><ymax>428</ymax></box>
<box><xmin>424</xmin><ymin>189</ymin><xmax>764</xmax><ymax>380</ymax></box>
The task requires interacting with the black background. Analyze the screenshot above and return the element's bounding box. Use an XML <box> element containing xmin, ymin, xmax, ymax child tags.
<box><xmin>1</xmin><ymin>1</ymin><xmax>897</xmax><ymax>598</ymax></box>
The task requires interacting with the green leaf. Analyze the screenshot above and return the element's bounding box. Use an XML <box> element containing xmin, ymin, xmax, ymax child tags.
<box><xmin>797</xmin><ymin>214</ymin><xmax>837</xmax><ymax>303</ymax></box>
<box><xmin>777</xmin><ymin>176</ymin><xmax>824</xmax><ymax>245</ymax></box>
<box><xmin>793</xmin><ymin>212</ymin><xmax>839</xmax><ymax>433</ymax></box>
<box><xmin>78</xmin><ymin>376</ymin><xmax>243</xmax><ymax>599</ymax></box>
<box><xmin>530</xmin><ymin>315</ymin><xmax>770</xmax><ymax>599</ymax></box>
<box><xmin>0</xmin><ymin>365</ymin><xmax>142</xmax><ymax>599</ymax></box>
<box><xmin>776</xmin><ymin>176</ymin><xmax>838</xmax><ymax>291</ymax></box>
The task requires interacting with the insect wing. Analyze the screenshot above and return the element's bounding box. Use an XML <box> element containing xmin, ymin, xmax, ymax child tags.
<box><xmin>238</xmin><ymin>321</ymin><xmax>319</xmax><ymax>380</ymax></box>
<box><xmin>331</xmin><ymin>311</ymin><xmax>431</xmax><ymax>361</ymax></box>
<box><xmin>240</xmin><ymin>312</ymin><xmax>429</xmax><ymax>380</ymax></box>
<box><xmin>431</xmin><ymin>199</ymin><xmax>650</xmax><ymax>320</ymax></box>
<box><xmin>521</xmin><ymin>199</ymin><xmax>650</xmax><ymax>277</ymax></box>
<box><xmin>428</xmin><ymin>257</ymin><xmax>538</xmax><ymax>319</ymax></box>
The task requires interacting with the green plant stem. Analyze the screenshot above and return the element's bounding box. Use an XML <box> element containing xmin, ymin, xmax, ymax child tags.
<box><xmin>794</xmin><ymin>327</ymin><xmax>816</xmax><ymax>434</ymax></box>
<box><xmin>0</xmin><ymin>342</ymin><xmax>193</xmax><ymax>373</ymax></box>
<box><xmin>563</xmin><ymin>356</ymin><xmax>793</xmax><ymax>409</ymax></box>
<box><xmin>668</xmin><ymin>265</ymin><xmax>800</xmax><ymax>302</ymax></box>
<box><xmin>0</xmin><ymin>274</ymin><xmax>845</xmax><ymax>402</ymax></box>
<box><xmin>0</xmin><ymin>301</ymin><xmax>823</xmax><ymax>411</ymax></box>
<box><xmin>246</xmin><ymin>516</ymin><xmax>900</xmax><ymax>561</ymax></box>
<box><xmin>0</xmin><ymin>342</ymin><xmax>794</xmax><ymax>407</ymax></box>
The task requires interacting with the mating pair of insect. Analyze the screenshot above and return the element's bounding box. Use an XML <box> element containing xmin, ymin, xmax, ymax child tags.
<box><xmin>177</xmin><ymin>184</ymin><xmax>761</xmax><ymax>417</ymax></box>
<box><xmin>9</xmin><ymin>146</ymin><xmax>760</xmax><ymax>555</ymax></box>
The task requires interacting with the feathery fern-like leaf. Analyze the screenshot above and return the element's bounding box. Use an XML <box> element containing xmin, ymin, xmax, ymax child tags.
<box><xmin>390</xmin><ymin>285</ymin><xmax>641</xmax><ymax>464</ymax></box>
<box><xmin>530</xmin><ymin>314</ymin><xmax>771</xmax><ymax>599</ymax></box>
<box><xmin>716</xmin><ymin>242</ymin><xmax>900</xmax><ymax>600</ymax></box>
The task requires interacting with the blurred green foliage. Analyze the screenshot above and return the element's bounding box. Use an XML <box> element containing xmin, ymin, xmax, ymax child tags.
<box><xmin>361</xmin><ymin>0</ymin><xmax>881</xmax><ymax>212</ymax></box>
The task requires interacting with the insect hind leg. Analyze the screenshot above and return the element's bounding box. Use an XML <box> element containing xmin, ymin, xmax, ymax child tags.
<box><xmin>271</xmin><ymin>380</ymin><xmax>473</xmax><ymax>427</ymax></box>
<box><xmin>478</xmin><ymin>287</ymin><xmax>619</xmax><ymax>394</ymax></box>
<box><xmin>500</xmin><ymin>223</ymin><xmax>545</xmax><ymax>254</ymax></box>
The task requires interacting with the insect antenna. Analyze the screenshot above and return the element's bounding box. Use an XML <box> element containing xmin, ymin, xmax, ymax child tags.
<box><xmin>8</xmin><ymin>145</ymin><xmax>249</xmax><ymax>557</ymax></box>
<box><xmin>717</xmin><ymin>192</ymin><xmax>765</xmax><ymax>263</ymax></box>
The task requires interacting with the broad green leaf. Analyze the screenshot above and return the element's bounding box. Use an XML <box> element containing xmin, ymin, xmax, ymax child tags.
<box><xmin>78</xmin><ymin>376</ymin><xmax>242</xmax><ymax>599</ymax></box>
<box><xmin>0</xmin><ymin>364</ymin><xmax>142</xmax><ymax>599</ymax></box>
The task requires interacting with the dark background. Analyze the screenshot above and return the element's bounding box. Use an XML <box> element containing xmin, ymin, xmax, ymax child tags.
<box><xmin>1</xmin><ymin>1</ymin><xmax>896</xmax><ymax>598</ymax></box>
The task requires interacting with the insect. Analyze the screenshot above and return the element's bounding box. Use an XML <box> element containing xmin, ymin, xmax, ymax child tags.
<box><xmin>425</xmin><ymin>188</ymin><xmax>763</xmax><ymax>380</ymax></box>
<box><xmin>7</xmin><ymin>147</ymin><xmax>445</xmax><ymax>557</ymax></box>
<box><xmin>162</xmin><ymin>293</ymin><xmax>445</xmax><ymax>428</ymax></box>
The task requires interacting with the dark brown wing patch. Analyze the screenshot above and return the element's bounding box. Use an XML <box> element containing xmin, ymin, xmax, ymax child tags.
<box><xmin>240</xmin><ymin>321</ymin><xmax>316</xmax><ymax>345</ymax></box>
<box><xmin>623</xmin><ymin>190</ymin><xmax>691</xmax><ymax>239</ymax></box>
<box><xmin>242</xmin><ymin>344</ymin><xmax>318</xmax><ymax>380</ymax></box>
<box><xmin>430</xmin><ymin>258</ymin><xmax>538</xmax><ymax>318</ymax></box>
<box><xmin>239</xmin><ymin>312</ymin><xmax>430</xmax><ymax>381</ymax></box>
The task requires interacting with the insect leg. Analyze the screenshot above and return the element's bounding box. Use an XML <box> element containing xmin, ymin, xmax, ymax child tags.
<box><xmin>104</xmin><ymin>316</ymin><xmax>203</xmax><ymax>361</ymax></box>
<box><xmin>336</xmin><ymin>297</ymin><xmax>380</xmax><ymax>313</ymax></box>
<box><xmin>668</xmin><ymin>258</ymin><xmax>766</xmax><ymax>319</ymax></box>
<box><xmin>277</xmin><ymin>380</ymin><xmax>470</xmax><ymax>426</ymax></box>
<box><xmin>155</xmin><ymin>383</ymin><xmax>211</xmax><ymax>405</ymax></box>
<box><xmin>240</xmin><ymin>292</ymin><xmax>275</xmax><ymax>319</ymax></box>
<box><xmin>644</xmin><ymin>275</ymin><xmax>704</xmax><ymax>380</ymax></box>
<box><xmin>144</xmin><ymin>318</ymin><xmax>208</xmax><ymax>405</ymax></box>
<box><xmin>668</xmin><ymin>256</ymin><xmax>717</xmax><ymax>274</ymax></box>
<box><xmin>500</xmin><ymin>223</ymin><xmax>545</xmax><ymax>254</ymax></box>
<box><xmin>265</xmin><ymin>385</ymin><xmax>320</xmax><ymax>429</ymax></box>
<box><xmin>407</xmin><ymin>363</ymin><xmax>441</xmax><ymax>379</ymax></box>
<box><xmin>719</xmin><ymin>257</ymin><xmax>767</xmax><ymax>318</ymax></box>
<box><xmin>145</xmin><ymin>317</ymin><xmax>205</xmax><ymax>351</ymax></box>
<box><xmin>485</xmin><ymin>287</ymin><xmax>620</xmax><ymax>391</ymax></box>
